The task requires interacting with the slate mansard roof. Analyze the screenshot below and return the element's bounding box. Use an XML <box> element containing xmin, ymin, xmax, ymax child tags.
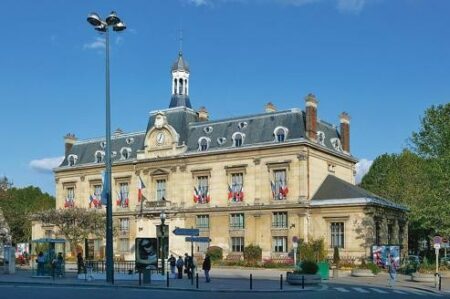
<box><xmin>58</xmin><ymin>106</ymin><xmax>350</xmax><ymax>168</ymax></box>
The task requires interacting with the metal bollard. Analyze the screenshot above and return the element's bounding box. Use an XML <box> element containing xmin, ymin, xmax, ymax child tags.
<box><xmin>280</xmin><ymin>274</ymin><xmax>283</xmax><ymax>290</ymax></box>
<box><xmin>250</xmin><ymin>273</ymin><xmax>253</xmax><ymax>290</ymax></box>
<box><xmin>439</xmin><ymin>275</ymin><xmax>442</xmax><ymax>291</ymax></box>
<box><xmin>167</xmin><ymin>272</ymin><xmax>169</xmax><ymax>288</ymax></box>
<box><xmin>302</xmin><ymin>275</ymin><xmax>304</xmax><ymax>289</ymax></box>
<box><xmin>196</xmin><ymin>273</ymin><xmax>199</xmax><ymax>289</ymax></box>
<box><xmin>139</xmin><ymin>271</ymin><xmax>142</xmax><ymax>286</ymax></box>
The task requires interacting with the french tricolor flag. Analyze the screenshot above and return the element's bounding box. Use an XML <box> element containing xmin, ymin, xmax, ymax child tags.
<box><xmin>137</xmin><ymin>176</ymin><xmax>145</xmax><ymax>203</ymax></box>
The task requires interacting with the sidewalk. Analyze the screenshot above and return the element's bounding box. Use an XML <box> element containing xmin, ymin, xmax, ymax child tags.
<box><xmin>0</xmin><ymin>267</ymin><xmax>321</xmax><ymax>292</ymax></box>
<box><xmin>329</xmin><ymin>272</ymin><xmax>450</xmax><ymax>295</ymax></box>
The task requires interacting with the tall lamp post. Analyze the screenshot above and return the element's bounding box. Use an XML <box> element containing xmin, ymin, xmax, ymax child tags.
<box><xmin>160</xmin><ymin>212</ymin><xmax>167</xmax><ymax>275</ymax></box>
<box><xmin>87</xmin><ymin>11</ymin><xmax>126</xmax><ymax>284</ymax></box>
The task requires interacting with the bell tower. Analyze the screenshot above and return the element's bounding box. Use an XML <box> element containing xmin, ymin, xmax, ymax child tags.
<box><xmin>169</xmin><ymin>50</ymin><xmax>192</xmax><ymax>109</ymax></box>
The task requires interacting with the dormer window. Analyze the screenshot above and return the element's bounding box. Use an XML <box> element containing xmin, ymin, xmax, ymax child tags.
<box><xmin>217</xmin><ymin>137</ymin><xmax>227</xmax><ymax>146</ymax></box>
<box><xmin>330</xmin><ymin>138</ymin><xmax>342</xmax><ymax>152</ymax></box>
<box><xmin>126</xmin><ymin>137</ymin><xmax>134</xmax><ymax>145</ymax></box>
<box><xmin>317</xmin><ymin>131</ymin><xmax>325</xmax><ymax>145</ymax></box>
<box><xmin>68</xmin><ymin>155</ymin><xmax>78</xmax><ymax>166</ymax></box>
<box><xmin>232</xmin><ymin>132</ymin><xmax>245</xmax><ymax>147</ymax></box>
<box><xmin>238</xmin><ymin>122</ymin><xmax>248</xmax><ymax>130</ymax></box>
<box><xmin>95</xmin><ymin>151</ymin><xmax>104</xmax><ymax>163</ymax></box>
<box><xmin>100</xmin><ymin>141</ymin><xmax>106</xmax><ymax>149</ymax></box>
<box><xmin>203</xmin><ymin>126</ymin><xmax>213</xmax><ymax>134</ymax></box>
<box><xmin>198</xmin><ymin>137</ymin><xmax>211</xmax><ymax>151</ymax></box>
<box><xmin>273</xmin><ymin>126</ymin><xmax>288</xmax><ymax>143</ymax></box>
<box><xmin>120</xmin><ymin>148</ymin><xmax>132</xmax><ymax>160</ymax></box>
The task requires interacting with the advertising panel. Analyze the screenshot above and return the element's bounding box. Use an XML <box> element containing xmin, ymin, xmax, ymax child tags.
<box><xmin>372</xmin><ymin>245</ymin><xmax>400</xmax><ymax>268</ymax></box>
<box><xmin>135</xmin><ymin>238</ymin><xmax>158</xmax><ymax>270</ymax></box>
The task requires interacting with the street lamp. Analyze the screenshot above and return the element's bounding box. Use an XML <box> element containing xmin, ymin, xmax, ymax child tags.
<box><xmin>86</xmin><ymin>11</ymin><xmax>126</xmax><ymax>284</ymax></box>
<box><xmin>160</xmin><ymin>211</ymin><xmax>167</xmax><ymax>275</ymax></box>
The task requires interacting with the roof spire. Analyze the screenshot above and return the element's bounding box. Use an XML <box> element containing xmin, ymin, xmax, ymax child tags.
<box><xmin>179</xmin><ymin>28</ymin><xmax>183</xmax><ymax>55</ymax></box>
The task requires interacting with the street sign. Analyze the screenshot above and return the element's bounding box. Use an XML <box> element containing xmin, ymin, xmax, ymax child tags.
<box><xmin>172</xmin><ymin>227</ymin><xmax>199</xmax><ymax>236</ymax></box>
<box><xmin>434</xmin><ymin>243</ymin><xmax>441</xmax><ymax>250</ymax></box>
<box><xmin>185</xmin><ymin>237</ymin><xmax>211</xmax><ymax>243</ymax></box>
<box><xmin>292</xmin><ymin>236</ymin><xmax>299</xmax><ymax>243</ymax></box>
<box><xmin>434</xmin><ymin>236</ymin><xmax>442</xmax><ymax>245</ymax></box>
<box><xmin>293</xmin><ymin>242</ymin><xmax>298</xmax><ymax>249</ymax></box>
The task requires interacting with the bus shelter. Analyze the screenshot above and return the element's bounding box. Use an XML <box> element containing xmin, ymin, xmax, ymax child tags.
<box><xmin>31</xmin><ymin>238</ymin><xmax>66</xmax><ymax>277</ymax></box>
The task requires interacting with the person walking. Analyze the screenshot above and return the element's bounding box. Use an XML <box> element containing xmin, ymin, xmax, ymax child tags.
<box><xmin>202</xmin><ymin>254</ymin><xmax>211</xmax><ymax>282</ymax></box>
<box><xmin>387</xmin><ymin>254</ymin><xmax>398</xmax><ymax>288</ymax></box>
<box><xmin>36</xmin><ymin>251</ymin><xmax>45</xmax><ymax>276</ymax></box>
<box><xmin>55</xmin><ymin>252</ymin><xmax>64</xmax><ymax>277</ymax></box>
<box><xmin>77</xmin><ymin>252</ymin><xmax>85</xmax><ymax>274</ymax></box>
<box><xmin>176</xmin><ymin>256</ymin><xmax>184</xmax><ymax>279</ymax></box>
<box><xmin>168</xmin><ymin>254</ymin><xmax>176</xmax><ymax>276</ymax></box>
<box><xmin>184</xmin><ymin>253</ymin><xmax>191</xmax><ymax>279</ymax></box>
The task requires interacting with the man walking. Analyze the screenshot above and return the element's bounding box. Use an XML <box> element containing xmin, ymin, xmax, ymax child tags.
<box><xmin>168</xmin><ymin>254</ymin><xmax>176</xmax><ymax>276</ymax></box>
<box><xmin>387</xmin><ymin>254</ymin><xmax>398</xmax><ymax>288</ymax></box>
<box><xmin>202</xmin><ymin>254</ymin><xmax>211</xmax><ymax>283</ymax></box>
<box><xmin>176</xmin><ymin>256</ymin><xmax>184</xmax><ymax>279</ymax></box>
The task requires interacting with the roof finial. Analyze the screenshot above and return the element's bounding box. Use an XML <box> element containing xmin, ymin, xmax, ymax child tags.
<box><xmin>178</xmin><ymin>28</ymin><xmax>183</xmax><ymax>56</ymax></box>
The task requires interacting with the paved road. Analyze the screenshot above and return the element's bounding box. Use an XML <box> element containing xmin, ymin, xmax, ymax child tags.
<box><xmin>0</xmin><ymin>284</ymin><xmax>445</xmax><ymax>299</ymax></box>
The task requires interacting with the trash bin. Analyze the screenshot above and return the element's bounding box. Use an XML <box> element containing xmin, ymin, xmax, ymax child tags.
<box><xmin>317</xmin><ymin>262</ymin><xmax>329</xmax><ymax>280</ymax></box>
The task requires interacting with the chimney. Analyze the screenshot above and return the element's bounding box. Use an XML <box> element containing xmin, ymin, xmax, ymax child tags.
<box><xmin>339</xmin><ymin>112</ymin><xmax>350</xmax><ymax>153</ymax></box>
<box><xmin>305</xmin><ymin>93</ymin><xmax>318</xmax><ymax>141</ymax></box>
<box><xmin>64</xmin><ymin>133</ymin><xmax>77</xmax><ymax>156</ymax></box>
<box><xmin>198</xmin><ymin>106</ymin><xmax>209</xmax><ymax>121</ymax></box>
<box><xmin>265</xmin><ymin>102</ymin><xmax>276</xmax><ymax>113</ymax></box>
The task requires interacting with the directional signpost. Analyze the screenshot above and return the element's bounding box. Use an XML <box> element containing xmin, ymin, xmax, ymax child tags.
<box><xmin>173</xmin><ymin>227</ymin><xmax>200</xmax><ymax>285</ymax></box>
<box><xmin>185</xmin><ymin>237</ymin><xmax>211</xmax><ymax>243</ymax></box>
<box><xmin>434</xmin><ymin>236</ymin><xmax>442</xmax><ymax>282</ymax></box>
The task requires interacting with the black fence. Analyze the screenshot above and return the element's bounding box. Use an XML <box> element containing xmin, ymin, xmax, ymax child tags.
<box><xmin>85</xmin><ymin>260</ymin><xmax>136</xmax><ymax>274</ymax></box>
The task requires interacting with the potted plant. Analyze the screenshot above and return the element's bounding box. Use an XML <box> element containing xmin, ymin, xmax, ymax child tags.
<box><xmin>331</xmin><ymin>246</ymin><xmax>340</xmax><ymax>278</ymax></box>
<box><xmin>351</xmin><ymin>258</ymin><xmax>380</xmax><ymax>277</ymax></box>
<box><xmin>286</xmin><ymin>260</ymin><xmax>321</xmax><ymax>285</ymax></box>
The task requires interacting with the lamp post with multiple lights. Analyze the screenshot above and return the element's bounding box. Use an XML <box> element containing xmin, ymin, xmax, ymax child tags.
<box><xmin>86</xmin><ymin>11</ymin><xmax>126</xmax><ymax>284</ymax></box>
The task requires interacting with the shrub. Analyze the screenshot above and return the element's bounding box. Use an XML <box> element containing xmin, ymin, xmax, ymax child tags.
<box><xmin>299</xmin><ymin>238</ymin><xmax>326</xmax><ymax>262</ymax></box>
<box><xmin>243</xmin><ymin>244</ymin><xmax>262</xmax><ymax>265</ymax></box>
<box><xmin>366</xmin><ymin>262</ymin><xmax>380</xmax><ymax>275</ymax></box>
<box><xmin>207</xmin><ymin>246</ymin><xmax>223</xmax><ymax>262</ymax></box>
<box><xmin>296</xmin><ymin>260</ymin><xmax>318</xmax><ymax>274</ymax></box>
<box><xmin>333</xmin><ymin>247</ymin><xmax>340</xmax><ymax>267</ymax></box>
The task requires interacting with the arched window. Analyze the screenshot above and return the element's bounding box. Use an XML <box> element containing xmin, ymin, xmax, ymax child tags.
<box><xmin>273</xmin><ymin>127</ymin><xmax>288</xmax><ymax>143</ymax></box>
<box><xmin>198</xmin><ymin>137</ymin><xmax>211</xmax><ymax>151</ymax></box>
<box><xmin>232</xmin><ymin>132</ymin><xmax>245</xmax><ymax>147</ymax></box>
<box><xmin>317</xmin><ymin>131</ymin><xmax>325</xmax><ymax>145</ymax></box>
<box><xmin>68</xmin><ymin>155</ymin><xmax>77</xmax><ymax>166</ymax></box>
<box><xmin>179</xmin><ymin>78</ymin><xmax>183</xmax><ymax>95</ymax></box>
<box><xmin>174</xmin><ymin>79</ymin><xmax>177</xmax><ymax>94</ymax></box>
<box><xmin>121</xmin><ymin>148</ymin><xmax>131</xmax><ymax>160</ymax></box>
<box><xmin>184</xmin><ymin>79</ymin><xmax>188</xmax><ymax>95</ymax></box>
<box><xmin>95</xmin><ymin>151</ymin><xmax>103</xmax><ymax>163</ymax></box>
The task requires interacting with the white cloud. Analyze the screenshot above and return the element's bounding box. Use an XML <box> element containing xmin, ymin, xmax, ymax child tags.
<box><xmin>355</xmin><ymin>158</ymin><xmax>373</xmax><ymax>184</ymax></box>
<box><xmin>337</xmin><ymin>0</ymin><xmax>366</xmax><ymax>13</ymax></box>
<box><xmin>29</xmin><ymin>156</ymin><xmax>65</xmax><ymax>174</ymax></box>
<box><xmin>83</xmin><ymin>37</ymin><xmax>106</xmax><ymax>50</ymax></box>
<box><xmin>187</xmin><ymin>0</ymin><xmax>209</xmax><ymax>5</ymax></box>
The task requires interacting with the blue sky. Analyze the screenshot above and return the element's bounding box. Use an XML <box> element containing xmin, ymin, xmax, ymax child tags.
<box><xmin>1</xmin><ymin>0</ymin><xmax>449</xmax><ymax>195</ymax></box>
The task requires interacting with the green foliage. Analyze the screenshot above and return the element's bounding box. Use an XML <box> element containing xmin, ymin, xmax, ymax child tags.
<box><xmin>295</xmin><ymin>260</ymin><xmax>318</xmax><ymax>274</ymax></box>
<box><xmin>0</xmin><ymin>181</ymin><xmax>55</xmax><ymax>244</ymax></box>
<box><xmin>34</xmin><ymin>208</ymin><xmax>105</xmax><ymax>254</ymax></box>
<box><xmin>333</xmin><ymin>246</ymin><xmax>340</xmax><ymax>267</ymax></box>
<box><xmin>207</xmin><ymin>246</ymin><xmax>223</xmax><ymax>261</ymax></box>
<box><xmin>299</xmin><ymin>238</ymin><xmax>326</xmax><ymax>262</ymax></box>
<box><xmin>243</xmin><ymin>244</ymin><xmax>262</xmax><ymax>265</ymax></box>
<box><xmin>366</xmin><ymin>262</ymin><xmax>380</xmax><ymax>275</ymax></box>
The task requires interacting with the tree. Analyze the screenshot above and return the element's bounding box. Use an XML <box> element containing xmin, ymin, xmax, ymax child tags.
<box><xmin>0</xmin><ymin>183</ymin><xmax>55</xmax><ymax>244</ymax></box>
<box><xmin>34</xmin><ymin>208</ymin><xmax>106</xmax><ymax>254</ymax></box>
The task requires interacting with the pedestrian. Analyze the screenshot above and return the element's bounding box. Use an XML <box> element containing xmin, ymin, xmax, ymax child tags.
<box><xmin>77</xmin><ymin>252</ymin><xmax>85</xmax><ymax>274</ymax></box>
<box><xmin>176</xmin><ymin>256</ymin><xmax>184</xmax><ymax>279</ymax></box>
<box><xmin>387</xmin><ymin>254</ymin><xmax>398</xmax><ymax>288</ymax></box>
<box><xmin>168</xmin><ymin>254</ymin><xmax>176</xmax><ymax>276</ymax></box>
<box><xmin>184</xmin><ymin>253</ymin><xmax>191</xmax><ymax>279</ymax></box>
<box><xmin>36</xmin><ymin>251</ymin><xmax>45</xmax><ymax>276</ymax></box>
<box><xmin>55</xmin><ymin>252</ymin><xmax>64</xmax><ymax>277</ymax></box>
<box><xmin>202</xmin><ymin>254</ymin><xmax>211</xmax><ymax>282</ymax></box>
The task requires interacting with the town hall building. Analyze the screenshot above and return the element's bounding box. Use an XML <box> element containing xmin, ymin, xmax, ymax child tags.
<box><xmin>33</xmin><ymin>51</ymin><xmax>407</xmax><ymax>262</ymax></box>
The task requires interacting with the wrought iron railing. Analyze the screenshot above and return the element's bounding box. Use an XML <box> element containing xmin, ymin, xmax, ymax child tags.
<box><xmin>85</xmin><ymin>260</ymin><xmax>136</xmax><ymax>273</ymax></box>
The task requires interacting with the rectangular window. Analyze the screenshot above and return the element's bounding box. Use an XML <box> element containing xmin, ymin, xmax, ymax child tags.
<box><xmin>118</xmin><ymin>182</ymin><xmax>129</xmax><ymax>207</ymax></box>
<box><xmin>231</xmin><ymin>237</ymin><xmax>244</xmax><ymax>252</ymax></box>
<box><xmin>94</xmin><ymin>185</ymin><xmax>102</xmax><ymax>198</ymax></box>
<box><xmin>230</xmin><ymin>213</ymin><xmax>245</xmax><ymax>229</ymax></box>
<box><xmin>273</xmin><ymin>170</ymin><xmax>288</xmax><ymax>200</ymax></box>
<box><xmin>272</xmin><ymin>212</ymin><xmax>288</xmax><ymax>228</ymax></box>
<box><xmin>196</xmin><ymin>176</ymin><xmax>209</xmax><ymax>204</ymax></box>
<box><xmin>196</xmin><ymin>215</ymin><xmax>209</xmax><ymax>228</ymax></box>
<box><xmin>156</xmin><ymin>179</ymin><xmax>166</xmax><ymax>201</ymax></box>
<box><xmin>273</xmin><ymin>236</ymin><xmax>288</xmax><ymax>253</ymax></box>
<box><xmin>230</xmin><ymin>173</ymin><xmax>244</xmax><ymax>202</ymax></box>
<box><xmin>67</xmin><ymin>187</ymin><xmax>75</xmax><ymax>200</ymax></box>
<box><xmin>119</xmin><ymin>218</ymin><xmax>129</xmax><ymax>232</ymax></box>
<box><xmin>119</xmin><ymin>238</ymin><xmax>129</xmax><ymax>253</ymax></box>
<box><xmin>387</xmin><ymin>223</ymin><xmax>393</xmax><ymax>244</ymax></box>
<box><xmin>375</xmin><ymin>221</ymin><xmax>381</xmax><ymax>245</ymax></box>
<box><xmin>331</xmin><ymin>222</ymin><xmax>345</xmax><ymax>248</ymax></box>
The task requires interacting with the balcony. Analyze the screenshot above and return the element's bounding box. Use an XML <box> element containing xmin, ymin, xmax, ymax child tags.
<box><xmin>118</xmin><ymin>229</ymin><xmax>129</xmax><ymax>237</ymax></box>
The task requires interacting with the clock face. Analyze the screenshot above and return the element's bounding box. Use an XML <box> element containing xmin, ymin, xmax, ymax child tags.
<box><xmin>156</xmin><ymin>132</ymin><xmax>165</xmax><ymax>145</ymax></box>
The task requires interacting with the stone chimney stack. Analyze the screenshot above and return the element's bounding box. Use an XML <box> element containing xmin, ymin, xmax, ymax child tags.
<box><xmin>339</xmin><ymin>112</ymin><xmax>350</xmax><ymax>153</ymax></box>
<box><xmin>265</xmin><ymin>102</ymin><xmax>276</xmax><ymax>113</ymax></box>
<box><xmin>198</xmin><ymin>106</ymin><xmax>209</xmax><ymax>122</ymax></box>
<box><xmin>64</xmin><ymin>133</ymin><xmax>77</xmax><ymax>156</ymax></box>
<box><xmin>305</xmin><ymin>93</ymin><xmax>318</xmax><ymax>141</ymax></box>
